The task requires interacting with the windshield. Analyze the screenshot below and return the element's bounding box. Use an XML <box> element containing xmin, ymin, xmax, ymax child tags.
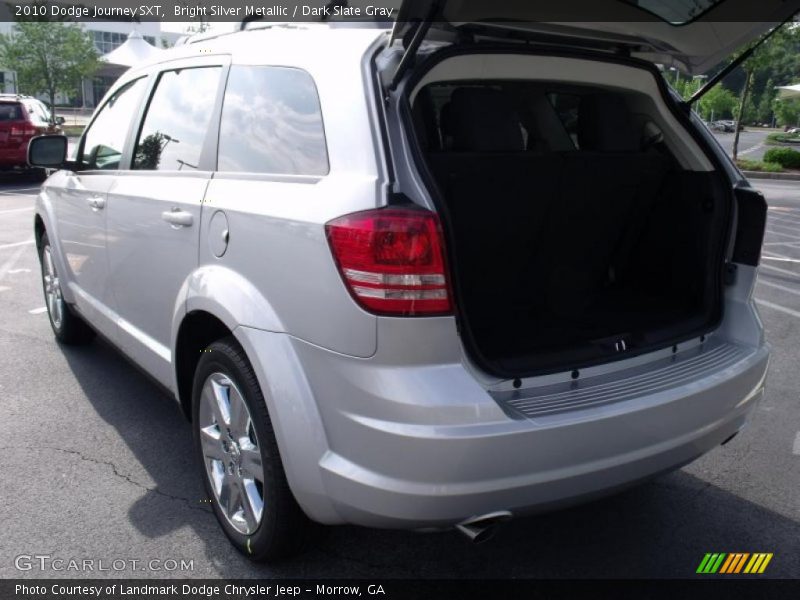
<box><xmin>621</xmin><ymin>0</ymin><xmax>725</xmax><ymax>25</ymax></box>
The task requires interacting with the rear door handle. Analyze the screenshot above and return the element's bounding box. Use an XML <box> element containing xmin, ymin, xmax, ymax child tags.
<box><xmin>161</xmin><ymin>208</ymin><xmax>193</xmax><ymax>228</ymax></box>
<box><xmin>87</xmin><ymin>196</ymin><xmax>105</xmax><ymax>210</ymax></box>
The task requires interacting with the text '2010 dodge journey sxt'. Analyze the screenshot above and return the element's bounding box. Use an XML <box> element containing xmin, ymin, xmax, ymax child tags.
<box><xmin>29</xmin><ymin>0</ymin><xmax>793</xmax><ymax>559</ymax></box>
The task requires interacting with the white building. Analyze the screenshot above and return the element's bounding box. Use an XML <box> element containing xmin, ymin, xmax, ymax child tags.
<box><xmin>0</xmin><ymin>17</ymin><xmax>181</xmax><ymax>108</ymax></box>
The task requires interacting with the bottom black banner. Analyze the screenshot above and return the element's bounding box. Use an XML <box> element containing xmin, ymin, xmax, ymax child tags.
<box><xmin>2</xmin><ymin>579</ymin><xmax>799</xmax><ymax>600</ymax></box>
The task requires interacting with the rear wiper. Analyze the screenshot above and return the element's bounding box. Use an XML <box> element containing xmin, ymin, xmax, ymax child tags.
<box><xmin>688</xmin><ymin>16</ymin><xmax>795</xmax><ymax>104</ymax></box>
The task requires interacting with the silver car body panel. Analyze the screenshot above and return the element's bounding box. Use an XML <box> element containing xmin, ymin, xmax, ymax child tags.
<box><xmin>35</xmin><ymin>25</ymin><xmax>771</xmax><ymax>529</ymax></box>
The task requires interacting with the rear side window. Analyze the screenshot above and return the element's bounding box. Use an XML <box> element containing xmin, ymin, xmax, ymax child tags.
<box><xmin>0</xmin><ymin>103</ymin><xmax>22</xmax><ymax>121</ymax></box>
<box><xmin>133</xmin><ymin>66</ymin><xmax>221</xmax><ymax>171</ymax></box>
<box><xmin>217</xmin><ymin>66</ymin><xmax>328</xmax><ymax>176</ymax></box>
<box><xmin>82</xmin><ymin>78</ymin><xmax>148</xmax><ymax>170</ymax></box>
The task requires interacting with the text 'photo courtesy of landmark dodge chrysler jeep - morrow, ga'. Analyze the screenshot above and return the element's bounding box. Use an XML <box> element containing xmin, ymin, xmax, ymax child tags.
<box><xmin>28</xmin><ymin>0</ymin><xmax>794</xmax><ymax>560</ymax></box>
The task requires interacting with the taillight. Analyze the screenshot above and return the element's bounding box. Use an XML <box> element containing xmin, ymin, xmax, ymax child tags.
<box><xmin>10</xmin><ymin>125</ymin><xmax>37</xmax><ymax>137</ymax></box>
<box><xmin>325</xmin><ymin>208</ymin><xmax>453</xmax><ymax>316</ymax></box>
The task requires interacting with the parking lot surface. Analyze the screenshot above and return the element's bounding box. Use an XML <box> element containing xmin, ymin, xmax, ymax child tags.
<box><xmin>0</xmin><ymin>175</ymin><xmax>797</xmax><ymax>579</ymax></box>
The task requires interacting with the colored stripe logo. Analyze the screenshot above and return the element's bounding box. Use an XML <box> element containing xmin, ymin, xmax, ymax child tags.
<box><xmin>696</xmin><ymin>553</ymin><xmax>773</xmax><ymax>574</ymax></box>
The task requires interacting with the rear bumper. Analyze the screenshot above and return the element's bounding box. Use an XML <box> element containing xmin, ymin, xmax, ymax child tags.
<box><xmin>0</xmin><ymin>145</ymin><xmax>30</xmax><ymax>168</ymax></box>
<box><xmin>237</xmin><ymin>325</ymin><xmax>768</xmax><ymax>529</ymax></box>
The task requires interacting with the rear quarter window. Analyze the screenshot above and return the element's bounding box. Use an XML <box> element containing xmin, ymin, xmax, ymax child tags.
<box><xmin>24</xmin><ymin>101</ymin><xmax>50</xmax><ymax>125</ymax></box>
<box><xmin>217</xmin><ymin>66</ymin><xmax>328</xmax><ymax>176</ymax></box>
<box><xmin>0</xmin><ymin>103</ymin><xmax>22</xmax><ymax>121</ymax></box>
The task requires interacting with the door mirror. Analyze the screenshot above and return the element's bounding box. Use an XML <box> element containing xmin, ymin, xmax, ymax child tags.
<box><xmin>28</xmin><ymin>135</ymin><xmax>68</xmax><ymax>168</ymax></box>
<box><xmin>55</xmin><ymin>116</ymin><xmax>66</xmax><ymax>126</ymax></box>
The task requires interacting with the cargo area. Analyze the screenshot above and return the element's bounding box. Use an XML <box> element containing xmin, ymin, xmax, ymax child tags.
<box><xmin>411</xmin><ymin>80</ymin><xmax>731</xmax><ymax>375</ymax></box>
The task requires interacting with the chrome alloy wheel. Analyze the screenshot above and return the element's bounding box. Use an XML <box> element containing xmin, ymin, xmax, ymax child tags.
<box><xmin>42</xmin><ymin>244</ymin><xmax>64</xmax><ymax>329</ymax></box>
<box><xmin>198</xmin><ymin>373</ymin><xmax>265</xmax><ymax>535</ymax></box>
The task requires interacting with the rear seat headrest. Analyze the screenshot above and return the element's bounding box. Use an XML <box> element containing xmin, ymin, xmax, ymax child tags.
<box><xmin>578</xmin><ymin>94</ymin><xmax>640</xmax><ymax>152</ymax></box>
<box><xmin>448</xmin><ymin>88</ymin><xmax>525</xmax><ymax>152</ymax></box>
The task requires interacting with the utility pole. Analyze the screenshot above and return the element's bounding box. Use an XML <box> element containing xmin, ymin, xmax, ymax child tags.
<box><xmin>732</xmin><ymin>69</ymin><xmax>752</xmax><ymax>161</ymax></box>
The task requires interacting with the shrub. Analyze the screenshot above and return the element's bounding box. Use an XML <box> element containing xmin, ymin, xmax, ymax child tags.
<box><xmin>763</xmin><ymin>147</ymin><xmax>800</xmax><ymax>169</ymax></box>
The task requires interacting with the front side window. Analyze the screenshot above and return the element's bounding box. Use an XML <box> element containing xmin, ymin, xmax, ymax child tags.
<box><xmin>81</xmin><ymin>78</ymin><xmax>148</xmax><ymax>170</ymax></box>
<box><xmin>133</xmin><ymin>67</ymin><xmax>221</xmax><ymax>171</ymax></box>
<box><xmin>217</xmin><ymin>66</ymin><xmax>328</xmax><ymax>176</ymax></box>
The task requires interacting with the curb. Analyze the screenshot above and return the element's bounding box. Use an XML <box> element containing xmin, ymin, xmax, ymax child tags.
<box><xmin>742</xmin><ymin>170</ymin><xmax>800</xmax><ymax>181</ymax></box>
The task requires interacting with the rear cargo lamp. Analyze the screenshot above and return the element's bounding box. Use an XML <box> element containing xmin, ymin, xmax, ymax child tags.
<box><xmin>325</xmin><ymin>208</ymin><xmax>453</xmax><ymax>316</ymax></box>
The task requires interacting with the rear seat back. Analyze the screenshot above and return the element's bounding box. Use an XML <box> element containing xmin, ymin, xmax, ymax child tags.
<box><xmin>425</xmin><ymin>89</ymin><xmax>564</xmax><ymax>314</ymax></box>
<box><xmin>539</xmin><ymin>94</ymin><xmax>671</xmax><ymax>317</ymax></box>
<box><xmin>421</xmin><ymin>88</ymin><xmax>671</xmax><ymax>326</ymax></box>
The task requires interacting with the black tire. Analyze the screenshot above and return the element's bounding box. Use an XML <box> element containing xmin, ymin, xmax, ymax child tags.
<box><xmin>38</xmin><ymin>233</ymin><xmax>95</xmax><ymax>345</ymax></box>
<box><xmin>192</xmin><ymin>336</ymin><xmax>314</xmax><ymax>560</ymax></box>
<box><xmin>30</xmin><ymin>168</ymin><xmax>48</xmax><ymax>183</ymax></box>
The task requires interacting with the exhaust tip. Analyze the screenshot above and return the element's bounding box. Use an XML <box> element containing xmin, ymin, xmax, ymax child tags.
<box><xmin>455</xmin><ymin>511</ymin><xmax>513</xmax><ymax>544</ymax></box>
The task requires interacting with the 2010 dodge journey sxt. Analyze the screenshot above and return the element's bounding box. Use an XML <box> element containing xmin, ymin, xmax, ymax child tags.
<box><xmin>29</xmin><ymin>0</ymin><xmax>790</xmax><ymax>559</ymax></box>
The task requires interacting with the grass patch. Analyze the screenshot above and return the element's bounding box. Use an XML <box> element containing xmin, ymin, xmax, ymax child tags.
<box><xmin>61</xmin><ymin>125</ymin><xmax>84</xmax><ymax>137</ymax></box>
<box><xmin>766</xmin><ymin>132</ymin><xmax>800</xmax><ymax>145</ymax></box>
<box><xmin>736</xmin><ymin>159</ymin><xmax>784</xmax><ymax>172</ymax></box>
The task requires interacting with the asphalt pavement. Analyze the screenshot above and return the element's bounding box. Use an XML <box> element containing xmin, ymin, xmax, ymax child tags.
<box><xmin>0</xmin><ymin>175</ymin><xmax>798</xmax><ymax>579</ymax></box>
<box><xmin>711</xmin><ymin>128</ymin><xmax>774</xmax><ymax>161</ymax></box>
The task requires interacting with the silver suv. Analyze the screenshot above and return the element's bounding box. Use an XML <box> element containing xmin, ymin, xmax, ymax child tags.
<box><xmin>29</xmin><ymin>1</ymin><xmax>792</xmax><ymax>559</ymax></box>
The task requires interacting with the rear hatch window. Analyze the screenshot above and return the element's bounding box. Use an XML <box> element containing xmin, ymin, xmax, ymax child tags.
<box><xmin>0</xmin><ymin>102</ymin><xmax>24</xmax><ymax>143</ymax></box>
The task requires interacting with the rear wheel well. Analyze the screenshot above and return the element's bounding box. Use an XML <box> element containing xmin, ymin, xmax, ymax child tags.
<box><xmin>34</xmin><ymin>215</ymin><xmax>45</xmax><ymax>251</ymax></box>
<box><xmin>175</xmin><ymin>311</ymin><xmax>232</xmax><ymax>420</ymax></box>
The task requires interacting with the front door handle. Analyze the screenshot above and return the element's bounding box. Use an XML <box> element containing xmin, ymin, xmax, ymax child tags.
<box><xmin>87</xmin><ymin>196</ymin><xmax>105</xmax><ymax>210</ymax></box>
<box><xmin>161</xmin><ymin>208</ymin><xmax>193</xmax><ymax>228</ymax></box>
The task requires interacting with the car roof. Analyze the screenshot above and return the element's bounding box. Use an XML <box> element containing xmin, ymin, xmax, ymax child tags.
<box><xmin>126</xmin><ymin>25</ymin><xmax>387</xmax><ymax>77</ymax></box>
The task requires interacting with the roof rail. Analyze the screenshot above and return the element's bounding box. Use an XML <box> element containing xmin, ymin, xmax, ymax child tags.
<box><xmin>241</xmin><ymin>0</ymin><xmax>346</xmax><ymax>30</ymax></box>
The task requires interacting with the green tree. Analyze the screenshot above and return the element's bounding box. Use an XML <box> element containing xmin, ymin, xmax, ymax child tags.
<box><xmin>730</xmin><ymin>23</ymin><xmax>800</xmax><ymax>157</ymax></box>
<box><xmin>774</xmin><ymin>97</ymin><xmax>800</xmax><ymax>127</ymax></box>
<box><xmin>755</xmin><ymin>78</ymin><xmax>777</xmax><ymax>124</ymax></box>
<box><xmin>697</xmin><ymin>84</ymin><xmax>738</xmax><ymax>120</ymax></box>
<box><xmin>0</xmin><ymin>21</ymin><xmax>99</xmax><ymax>117</ymax></box>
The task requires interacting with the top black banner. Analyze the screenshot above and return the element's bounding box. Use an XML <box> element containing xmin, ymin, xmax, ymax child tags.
<box><xmin>1</xmin><ymin>0</ymin><xmax>798</xmax><ymax>23</ymax></box>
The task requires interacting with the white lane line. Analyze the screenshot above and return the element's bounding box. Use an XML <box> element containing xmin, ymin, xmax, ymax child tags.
<box><xmin>7</xmin><ymin>268</ymin><xmax>29</xmax><ymax>274</ymax></box>
<box><xmin>756</xmin><ymin>298</ymin><xmax>800</xmax><ymax>319</ymax></box>
<box><xmin>0</xmin><ymin>187</ymin><xmax>39</xmax><ymax>195</ymax></box>
<box><xmin>28</xmin><ymin>307</ymin><xmax>47</xmax><ymax>315</ymax></box>
<box><xmin>739</xmin><ymin>142</ymin><xmax>765</xmax><ymax>156</ymax></box>
<box><xmin>794</xmin><ymin>432</ymin><xmax>800</xmax><ymax>456</ymax></box>
<box><xmin>0</xmin><ymin>206</ymin><xmax>33</xmax><ymax>215</ymax></box>
<box><xmin>0</xmin><ymin>246</ymin><xmax>25</xmax><ymax>281</ymax></box>
<box><xmin>0</xmin><ymin>286</ymin><xmax>9</xmax><ymax>292</ymax></box>
<box><xmin>762</xmin><ymin>256</ymin><xmax>800</xmax><ymax>263</ymax></box>
<box><xmin>766</xmin><ymin>222</ymin><xmax>800</xmax><ymax>236</ymax></box>
<box><xmin>768</xmin><ymin>214</ymin><xmax>800</xmax><ymax>226</ymax></box>
<box><xmin>758</xmin><ymin>279</ymin><xmax>800</xmax><ymax>297</ymax></box>
<box><xmin>0</xmin><ymin>239</ymin><xmax>35</xmax><ymax>250</ymax></box>
<box><xmin>765</xmin><ymin>229</ymin><xmax>800</xmax><ymax>240</ymax></box>
<box><xmin>761</xmin><ymin>250</ymin><xmax>800</xmax><ymax>263</ymax></box>
<box><xmin>761</xmin><ymin>263</ymin><xmax>800</xmax><ymax>277</ymax></box>
<box><xmin>763</xmin><ymin>241</ymin><xmax>800</xmax><ymax>247</ymax></box>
